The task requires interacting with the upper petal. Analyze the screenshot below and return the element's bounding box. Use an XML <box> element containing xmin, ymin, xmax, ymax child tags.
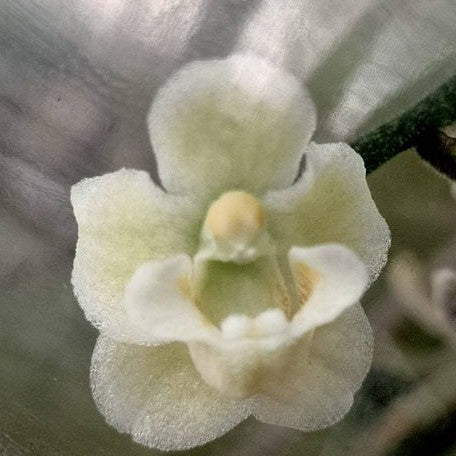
<box><xmin>148</xmin><ymin>54</ymin><xmax>317</xmax><ymax>197</ymax></box>
<box><xmin>252</xmin><ymin>303</ymin><xmax>373</xmax><ymax>431</ymax></box>
<box><xmin>71</xmin><ymin>168</ymin><xmax>202</xmax><ymax>343</ymax></box>
<box><xmin>91</xmin><ymin>337</ymin><xmax>250</xmax><ymax>451</ymax></box>
<box><xmin>264</xmin><ymin>142</ymin><xmax>390</xmax><ymax>282</ymax></box>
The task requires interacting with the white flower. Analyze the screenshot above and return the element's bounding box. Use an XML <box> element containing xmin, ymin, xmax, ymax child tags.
<box><xmin>71</xmin><ymin>54</ymin><xmax>390</xmax><ymax>451</ymax></box>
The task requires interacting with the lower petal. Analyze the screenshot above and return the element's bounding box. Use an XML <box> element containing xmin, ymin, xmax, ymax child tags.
<box><xmin>252</xmin><ymin>304</ymin><xmax>373</xmax><ymax>431</ymax></box>
<box><xmin>90</xmin><ymin>337</ymin><xmax>250</xmax><ymax>451</ymax></box>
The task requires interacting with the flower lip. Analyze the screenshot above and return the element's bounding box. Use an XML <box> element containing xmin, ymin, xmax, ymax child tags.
<box><xmin>123</xmin><ymin>242</ymin><xmax>369</xmax><ymax>350</ymax></box>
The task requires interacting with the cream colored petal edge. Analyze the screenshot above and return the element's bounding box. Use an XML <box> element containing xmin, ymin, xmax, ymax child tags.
<box><xmin>90</xmin><ymin>337</ymin><xmax>251</xmax><ymax>451</ymax></box>
<box><xmin>148</xmin><ymin>54</ymin><xmax>317</xmax><ymax>197</ymax></box>
<box><xmin>71</xmin><ymin>168</ymin><xmax>202</xmax><ymax>343</ymax></box>
<box><xmin>252</xmin><ymin>303</ymin><xmax>373</xmax><ymax>431</ymax></box>
<box><xmin>289</xmin><ymin>244</ymin><xmax>368</xmax><ymax>337</ymax></box>
<box><xmin>125</xmin><ymin>255</ymin><xmax>215</xmax><ymax>343</ymax></box>
<box><xmin>264</xmin><ymin>142</ymin><xmax>390</xmax><ymax>283</ymax></box>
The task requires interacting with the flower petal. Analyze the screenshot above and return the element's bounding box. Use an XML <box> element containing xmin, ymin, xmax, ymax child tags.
<box><xmin>91</xmin><ymin>337</ymin><xmax>250</xmax><ymax>451</ymax></box>
<box><xmin>264</xmin><ymin>142</ymin><xmax>390</xmax><ymax>282</ymax></box>
<box><xmin>252</xmin><ymin>304</ymin><xmax>373</xmax><ymax>430</ymax></box>
<box><xmin>125</xmin><ymin>255</ymin><xmax>214</xmax><ymax>343</ymax></box>
<box><xmin>71</xmin><ymin>169</ymin><xmax>202</xmax><ymax>343</ymax></box>
<box><xmin>289</xmin><ymin>244</ymin><xmax>368</xmax><ymax>337</ymax></box>
<box><xmin>148</xmin><ymin>54</ymin><xmax>316</xmax><ymax>197</ymax></box>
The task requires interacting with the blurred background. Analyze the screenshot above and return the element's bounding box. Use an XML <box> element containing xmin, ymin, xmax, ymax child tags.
<box><xmin>1</xmin><ymin>1</ymin><xmax>456</xmax><ymax>454</ymax></box>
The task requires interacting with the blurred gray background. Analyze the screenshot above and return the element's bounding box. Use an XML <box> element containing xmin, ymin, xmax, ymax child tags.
<box><xmin>1</xmin><ymin>1</ymin><xmax>456</xmax><ymax>454</ymax></box>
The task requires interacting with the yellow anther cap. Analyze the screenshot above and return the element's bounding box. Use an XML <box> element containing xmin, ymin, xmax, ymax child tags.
<box><xmin>205</xmin><ymin>191</ymin><xmax>265</xmax><ymax>243</ymax></box>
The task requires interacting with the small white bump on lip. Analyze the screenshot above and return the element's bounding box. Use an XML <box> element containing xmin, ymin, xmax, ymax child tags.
<box><xmin>221</xmin><ymin>314</ymin><xmax>253</xmax><ymax>339</ymax></box>
<box><xmin>253</xmin><ymin>308</ymin><xmax>288</xmax><ymax>336</ymax></box>
<box><xmin>220</xmin><ymin>308</ymin><xmax>289</xmax><ymax>340</ymax></box>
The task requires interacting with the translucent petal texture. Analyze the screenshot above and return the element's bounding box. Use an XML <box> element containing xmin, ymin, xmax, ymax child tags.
<box><xmin>91</xmin><ymin>337</ymin><xmax>250</xmax><ymax>451</ymax></box>
<box><xmin>71</xmin><ymin>169</ymin><xmax>203</xmax><ymax>343</ymax></box>
<box><xmin>288</xmin><ymin>244</ymin><xmax>368</xmax><ymax>337</ymax></box>
<box><xmin>148</xmin><ymin>54</ymin><xmax>317</xmax><ymax>197</ymax></box>
<box><xmin>264</xmin><ymin>142</ymin><xmax>390</xmax><ymax>282</ymax></box>
<box><xmin>125</xmin><ymin>255</ymin><xmax>214</xmax><ymax>343</ymax></box>
<box><xmin>252</xmin><ymin>304</ymin><xmax>373</xmax><ymax>430</ymax></box>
